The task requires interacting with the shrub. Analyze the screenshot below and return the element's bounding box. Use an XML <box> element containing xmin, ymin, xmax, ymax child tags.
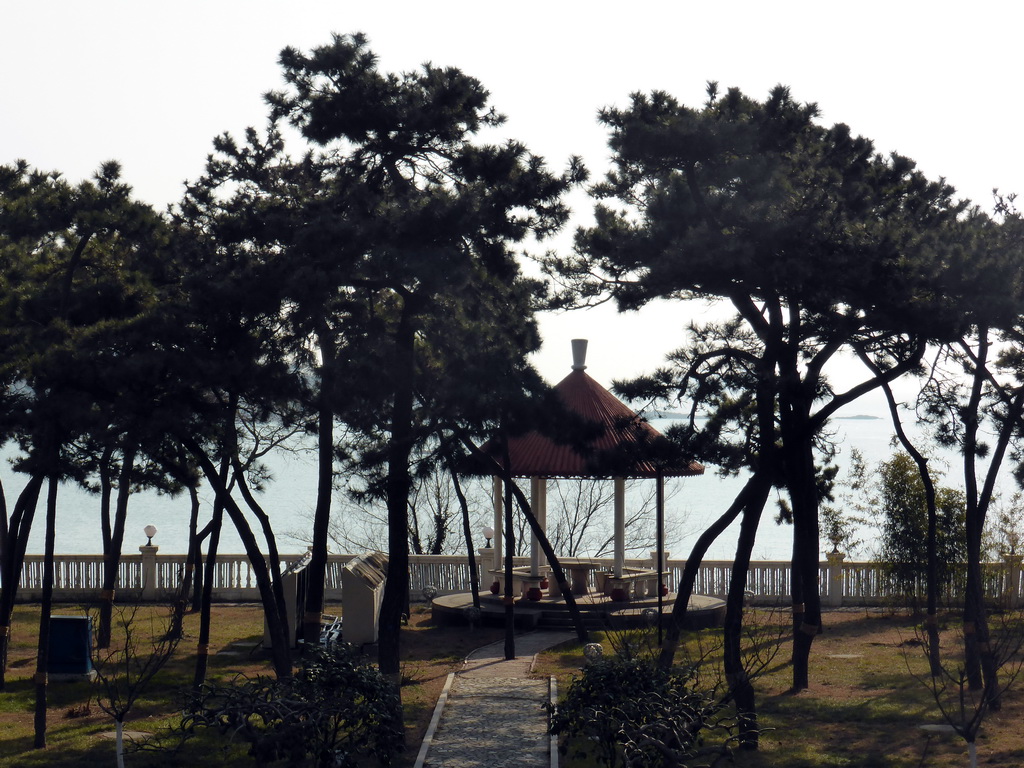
<box><xmin>876</xmin><ymin>452</ymin><xmax>967</xmax><ymax>602</ymax></box>
<box><xmin>182</xmin><ymin>643</ymin><xmax>402</xmax><ymax>767</ymax></box>
<box><xmin>550</xmin><ymin>655</ymin><xmax>732</xmax><ymax>768</ymax></box>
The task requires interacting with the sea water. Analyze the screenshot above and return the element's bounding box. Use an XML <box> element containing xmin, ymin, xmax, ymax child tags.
<box><xmin>3</xmin><ymin>403</ymin><xmax>994</xmax><ymax>562</ymax></box>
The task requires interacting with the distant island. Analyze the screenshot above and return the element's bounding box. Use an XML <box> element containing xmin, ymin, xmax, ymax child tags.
<box><xmin>835</xmin><ymin>414</ymin><xmax>881</xmax><ymax>420</ymax></box>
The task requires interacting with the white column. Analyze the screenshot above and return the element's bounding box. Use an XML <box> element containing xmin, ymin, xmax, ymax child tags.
<box><xmin>614</xmin><ymin>477</ymin><xmax>625</xmax><ymax>577</ymax></box>
<box><xmin>530</xmin><ymin>477</ymin><xmax>547</xmax><ymax>576</ymax></box>
<box><xmin>491</xmin><ymin>476</ymin><xmax>503</xmax><ymax>573</ymax></box>
<box><xmin>825</xmin><ymin>551</ymin><xmax>846</xmax><ymax>608</ymax></box>
<box><xmin>1005</xmin><ymin>553</ymin><xmax>1023</xmax><ymax>608</ymax></box>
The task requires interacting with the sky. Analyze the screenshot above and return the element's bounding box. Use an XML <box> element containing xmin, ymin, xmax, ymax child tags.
<box><xmin>4</xmin><ymin>0</ymin><xmax>1024</xmax><ymax>393</ymax></box>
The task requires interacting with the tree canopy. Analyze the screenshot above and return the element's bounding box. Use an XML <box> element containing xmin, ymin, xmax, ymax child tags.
<box><xmin>174</xmin><ymin>32</ymin><xmax>582</xmax><ymax>677</ymax></box>
<box><xmin>551</xmin><ymin>83</ymin><xmax>985</xmax><ymax>690</ymax></box>
<box><xmin>5</xmin><ymin>38</ymin><xmax>1024</xmax><ymax>750</ymax></box>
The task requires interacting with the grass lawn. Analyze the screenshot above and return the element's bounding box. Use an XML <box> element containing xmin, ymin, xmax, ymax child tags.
<box><xmin>0</xmin><ymin>601</ymin><xmax>502</xmax><ymax>767</ymax></box>
<box><xmin>4</xmin><ymin>604</ymin><xmax>1023</xmax><ymax>767</ymax></box>
<box><xmin>534</xmin><ymin>608</ymin><xmax>1024</xmax><ymax>768</ymax></box>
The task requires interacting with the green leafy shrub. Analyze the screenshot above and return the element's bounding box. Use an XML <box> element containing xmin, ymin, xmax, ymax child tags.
<box><xmin>876</xmin><ymin>452</ymin><xmax>967</xmax><ymax>603</ymax></box>
<box><xmin>550</xmin><ymin>655</ymin><xmax>733</xmax><ymax>767</ymax></box>
<box><xmin>182</xmin><ymin>643</ymin><xmax>402</xmax><ymax>767</ymax></box>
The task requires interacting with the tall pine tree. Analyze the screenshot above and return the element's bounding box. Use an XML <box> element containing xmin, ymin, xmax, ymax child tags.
<box><xmin>552</xmin><ymin>84</ymin><xmax>972</xmax><ymax>693</ymax></box>
<box><xmin>181</xmin><ymin>33</ymin><xmax>580</xmax><ymax>687</ymax></box>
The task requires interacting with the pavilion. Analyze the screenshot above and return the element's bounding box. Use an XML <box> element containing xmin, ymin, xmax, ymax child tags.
<box><xmin>483</xmin><ymin>339</ymin><xmax>704</xmax><ymax>598</ymax></box>
<box><xmin>433</xmin><ymin>339</ymin><xmax>725</xmax><ymax>629</ymax></box>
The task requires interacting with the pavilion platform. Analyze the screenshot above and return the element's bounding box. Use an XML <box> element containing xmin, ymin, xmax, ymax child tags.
<box><xmin>431</xmin><ymin>590</ymin><xmax>726</xmax><ymax>632</ymax></box>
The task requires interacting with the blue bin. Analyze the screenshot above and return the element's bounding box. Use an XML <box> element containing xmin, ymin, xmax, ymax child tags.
<box><xmin>48</xmin><ymin>616</ymin><xmax>93</xmax><ymax>675</ymax></box>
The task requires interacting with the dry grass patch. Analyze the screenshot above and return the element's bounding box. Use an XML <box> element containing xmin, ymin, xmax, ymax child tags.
<box><xmin>537</xmin><ymin>609</ymin><xmax>1024</xmax><ymax>768</ymax></box>
<box><xmin>0</xmin><ymin>602</ymin><xmax>501</xmax><ymax>767</ymax></box>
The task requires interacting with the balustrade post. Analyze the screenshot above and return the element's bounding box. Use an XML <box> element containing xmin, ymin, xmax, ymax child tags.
<box><xmin>477</xmin><ymin>547</ymin><xmax>495</xmax><ymax>594</ymax></box>
<box><xmin>650</xmin><ymin>549</ymin><xmax>670</xmax><ymax>594</ymax></box>
<box><xmin>1004</xmin><ymin>553</ymin><xmax>1023</xmax><ymax>608</ymax></box>
<box><xmin>825</xmin><ymin>551</ymin><xmax>846</xmax><ymax>608</ymax></box>
<box><xmin>139</xmin><ymin>544</ymin><xmax>158</xmax><ymax>600</ymax></box>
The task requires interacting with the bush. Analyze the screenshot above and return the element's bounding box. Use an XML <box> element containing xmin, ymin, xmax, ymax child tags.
<box><xmin>550</xmin><ymin>655</ymin><xmax>732</xmax><ymax>768</ymax></box>
<box><xmin>182</xmin><ymin>643</ymin><xmax>402</xmax><ymax>767</ymax></box>
<box><xmin>876</xmin><ymin>452</ymin><xmax>967</xmax><ymax>602</ymax></box>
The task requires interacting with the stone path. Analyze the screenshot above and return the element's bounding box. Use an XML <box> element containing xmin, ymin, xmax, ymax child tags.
<box><xmin>414</xmin><ymin>630</ymin><xmax>575</xmax><ymax>768</ymax></box>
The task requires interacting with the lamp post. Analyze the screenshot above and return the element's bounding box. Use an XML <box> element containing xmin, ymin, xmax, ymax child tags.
<box><xmin>481</xmin><ymin>527</ymin><xmax>499</xmax><ymax>594</ymax></box>
<box><xmin>140</xmin><ymin>525</ymin><xmax>159</xmax><ymax>600</ymax></box>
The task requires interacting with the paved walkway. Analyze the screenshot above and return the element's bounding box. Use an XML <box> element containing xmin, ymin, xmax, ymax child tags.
<box><xmin>414</xmin><ymin>630</ymin><xmax>575</xmax><ymax>768</ymax></box>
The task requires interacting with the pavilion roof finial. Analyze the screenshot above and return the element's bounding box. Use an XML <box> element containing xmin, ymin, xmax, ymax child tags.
<box><xmin>571</xmin><ymin>338</ymin><xmax>588</xmax><ymax>371</ymax></box>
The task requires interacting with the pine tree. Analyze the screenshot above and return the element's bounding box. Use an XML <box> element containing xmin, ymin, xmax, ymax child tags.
<box><xmin>0</xmin><ymin>161</ymin><xmax>168</xmax><ymax>744</ymax></box>
<box><xmin>179</xmin><ymin>33</ymin><xmax>580</xmax><ymax>688</ymax></box>
<box><xmin>553</xmin><ymin>84</ymin><xmax>974</xmax><ymax>695</ymax></box>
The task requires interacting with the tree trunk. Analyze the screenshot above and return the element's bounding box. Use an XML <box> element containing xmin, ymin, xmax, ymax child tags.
<box><xmin>503</xmin><ymin>460</ymin><xmax>516</xmax><ymax>660</ymax></box>
<box><xmin>33</xmin><ymin>473</ymin><xmax>58</xmax><ymax>748</ymax></box>
<box><xmin>191</xmin><ymin>518</ymin><xmax>213</xmax><ymax>614</ymax></box>
<box><xmin>98</xmin><ymin>444</ymin><xmax>114</xmax><ymax>559</ymax></box>
<box><xmin>960</xmin><ymin>330</ymin><xmax>987</xmax><ymax>692</ymax></box>
<box><xmin>231</xmin><ymin>460</ymin><xmax>291</xmax><ymax>648</ymax></box>
<box><xmin>658</xmin><ymin>473</ymin><xmax>770</xmax><ymax>668</ymax></box>
<box><xmin>98</xmin><ymin>442</ymin><xmax>137</xmax><ymax>649</ymax></box>
<box><xmin>181</xmin><ymin>428</ymin><xmax>292</xmax><ymax>678</ymax></box>
<box><xmin>447</xmin><ymin>451</ymin><xmax>481</xmax><ymax>609</ymax></box>
<box><xmin>505</xmin><ymin>478</ymin><xmax>590</xmax><ymax>643</ymax></box>
<box><xmin>169</xmin><ymin>485</ymin><xmax>201</xmax><ymax>641</ymax></box>
<box><xmin>303</xmin><ymin>327</ymin><xmax>336</xmax><ymax>650</ymax></box>
<box><xmin>192</xmin><ymin>490</ymin><xmax>222</xmax><ymax>691</ymax></box>
<box><xmin>458</xmin><ymin>432</ymin><xmax>590</xmax><ymax>643</ymax></box>
<box><xmin>658</xmin><ymin>319</ymin><xmax>777</xmax><ymax>672</ymax></box>
<box><xmin>724</xmin><ymin>360</ymin><xmax>774</xmax><ymax>746</ymax></box>
<box><xmin>97</xmin><ymin>446</ymin><xmax>113</xmax><ymax>644</ymax></box>
<box><xmin>187</xmin><ymin>442</ymin><xmax>293</xmax><ymax>678</ymax></box>
<box><xmin>956</xmin><ymin>353</ymin><xmax>1022</xmax><ymax>706</ymax></box>
<box><xmin>724</xmin><ymin>496</ymin><xmax>764</xmax><ymax>750</ymax></box>
<box><xmin>379</xmin><ymin>300</ymin><xmax>417</xmax><ymax>704</ymax></box>
<box><xmin>875</xmin><ymin>374</ymin><xmax>944</xmax><ymax>674</ymax></box>
<box><xmin>115</xmin><ymin>719</ymin><xmax>125</xmax><ymax>768</ymax></box>
<box><xmin>963</xmin><ymin>554</ymin><xmax>998</xmax><ymax>704</ymax></box>
<box><xmin>790</xmin><ymin>539</ymin><xmax>820</xmax><ymax>690</ymax></box>
<box><xmin>784</xmin><ymin>437</ymin><xmax>822</xmax><ymax>692</ymax></box>
<box><xmin>0</xmin><ymin>473</ymin><xmax>45</xmax><ymax>689</ymax></box>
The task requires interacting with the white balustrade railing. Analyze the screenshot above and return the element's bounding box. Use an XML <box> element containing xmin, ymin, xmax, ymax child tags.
<box><xmin>7</xmin><ymin>551</ymin><xmax>1024</xmax><ymax>608</ymax></box>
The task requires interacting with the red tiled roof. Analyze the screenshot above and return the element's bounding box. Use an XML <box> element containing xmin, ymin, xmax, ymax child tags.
<box><xmin>491</xmin><ymin>368</ymin><xmax>704</xmax><ymax>479</ymax></box>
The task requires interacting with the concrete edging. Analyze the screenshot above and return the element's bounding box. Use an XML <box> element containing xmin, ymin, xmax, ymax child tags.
<box><xmin>412</xmin><ymin>671</ymin><xmax>456</xmax><ymax>768</ymax></box>
<box><xmin>414</xmin><ymin>633</ymin><xmax>567</xmax><ymax>767</ymax></box>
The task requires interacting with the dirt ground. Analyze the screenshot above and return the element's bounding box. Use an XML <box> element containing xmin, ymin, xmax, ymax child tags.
<box><xmin>756</xmin><ymin>609</ymin><xmax>1024</xmax><ymax>768</ymax></box>
<box><xmin>535</xmin><ymin>608</ymin><xmax>1024</xmax><ymax>768</ymax></box>
<box><xmin>0</xmin><ymin>602</ymin><xmax>503</xmax><ymax>767</ymax></box>
<box><xmin>4</xmin><ymin>604</ymin><xmax>1023</xmax><ymax>767</ymax></box>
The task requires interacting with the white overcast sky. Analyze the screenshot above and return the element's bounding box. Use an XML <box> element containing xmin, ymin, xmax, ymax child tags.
<box><xmin>4</xmin><ymin>1</ymin><xmax>1023</xmax><ymax>394</ymax></box>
